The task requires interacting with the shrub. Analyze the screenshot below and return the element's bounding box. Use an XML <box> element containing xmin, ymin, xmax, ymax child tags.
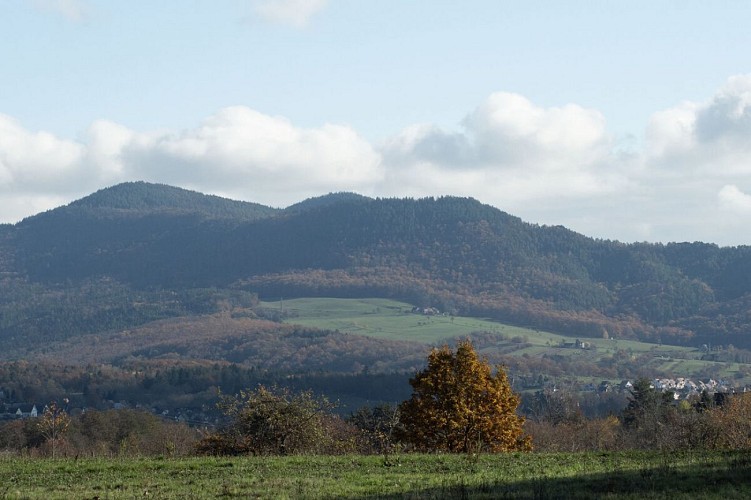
<box><xmin>197</xmin><ymin>385</ymin><xmax>340</xmax><ymax>455</ymax></box>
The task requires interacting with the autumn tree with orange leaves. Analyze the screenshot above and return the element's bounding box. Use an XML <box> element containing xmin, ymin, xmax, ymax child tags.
<box><xmin>398</xmin><ymin>340</ymin><xmax>531</xmax><ymax>453</ymax></box>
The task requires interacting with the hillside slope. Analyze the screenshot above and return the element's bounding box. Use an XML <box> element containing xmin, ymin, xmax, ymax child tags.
<box><xmin>2</xmin><ymin>182</ymin><xmax>751</xmax><ymax>351</ymax></box>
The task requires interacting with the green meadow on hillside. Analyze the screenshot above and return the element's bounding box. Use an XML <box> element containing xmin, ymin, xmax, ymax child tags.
<box><xmin>261</xmin><ymin>297</ymin><xmax>751</xmax><ymax>385</ymax></box>
<box><xmin>2</xmin><ymin>451</ymin><xmax>750</xmax><ymax>499</ymax></box>
<box><xmin>262</xmin><ymin>297</ymin><xmax>532</xmax><ymax>343</ymax></box>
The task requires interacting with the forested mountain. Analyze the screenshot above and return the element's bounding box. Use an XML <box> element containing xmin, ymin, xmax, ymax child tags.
<box><xmin>56</xmin><ymin>181</ymin><xmax>280</xmax><ymax>220</ymax></box>
<box><xmin>2</xmin><ymin>181</ymin><xmax>751</xmax><ymax>356</ymax></box>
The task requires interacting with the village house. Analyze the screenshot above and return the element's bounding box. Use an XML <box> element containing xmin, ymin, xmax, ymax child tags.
<box><xmin>1</xmin><ymin>403</ymin><xmax>38</xmax><ymax>419</ymax></box>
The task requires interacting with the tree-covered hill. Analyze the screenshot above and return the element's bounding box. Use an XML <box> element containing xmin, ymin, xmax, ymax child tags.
<box><xmin>284</xmin><ymin>191</ymin><xmax>371</xmax><ymax>213</ymax></box>
<box><xmin>44</xmin><ymin>181</ymin><xmax>281</xmax><ymax>220</ymax></box>
<box><xmin>2</xmin><ymin>181</ymin><xmax>751</xmax><ymax>351</ymax></box>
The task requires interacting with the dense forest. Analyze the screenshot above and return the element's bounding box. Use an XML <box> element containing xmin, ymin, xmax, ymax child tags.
<box><xmin>2</xmin><ymin>181</ymin><xmax>750</xmax><ymax>354</ymax></box>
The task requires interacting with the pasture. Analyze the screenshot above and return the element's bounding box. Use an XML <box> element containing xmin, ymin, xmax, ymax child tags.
<box><xmin>1</xmin><ymin>451</ymin><xmax>749</xmax><ymax>499</ymax></box>
<box><xmin>261</xmin><ymin>297</ymin><xmax>750</xmax><ymax>385</ymax></box>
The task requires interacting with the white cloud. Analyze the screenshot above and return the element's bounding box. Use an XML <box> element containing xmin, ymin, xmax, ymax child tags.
<box><xmin>0</xmin><ymin>113</ymin><xmax>85</xmax><ymax>190</ymax></box>
<box><xmin>252</xmin><ymin>0</ymin><xmax>329</xmax><ymax>28</ymax></box>
<box><xmin>646</xmin><ymin>75</ymin><xmax>751</xmax><ymax>177</ymax></box>
<box><xmin>464</xmin><ymin>92</ymin><xmax>611</xmax><ymax>168</ymax></box>
<box><xmin>0</xmin><ymin>107</ymin><xmax>381</xmax><ymax>217</ymax></box>
<box><xmin>0</xmin><ymin>113</ymin><xmax>89</xmax><ymax>222</ymax></box>
<box><xmin>3</xmin><ymin>76</ymin><xmax>751</xmax><ymax>246</ymax></box>
<box><xmin>718</xmin><ymin>185</ymin><xmax>751</xmax><ymax>214</ymax></box>
<box><xmin>382</xmin><ymin>92</ymin><xmax>611</xmax><ymax>172</ymax></box>
<box><xmin>30</xmin><ymin>0</ymin><xmax>90</xmax><ymax>22</ymax></box>
<box><xmin>645</xmin><ymin>102</ymin><xmax>698</xmax><ymax>160</ymax></box>
<box><xmin>379</xmin><ymin>92</ymin><xmax>623</xmax><ymax>210</ymax></box>
<box><xmin>125</xmin><ymin>106</ymin><xmax>382</xmax><ymax>201</ymax></box>
<box><xmin>378</xmin><ymin>81</ymin><xmax>751</xmax><ymax>245</ymax></box>
<box><xmin>695</xmin><ymin>75</ymin><xmax>751</xmax><ymax>142</ymax></box>
<box><xmin>83</xmin><ymin>120</ymin><xmax>140</xmax><ymax>180</ymax></box>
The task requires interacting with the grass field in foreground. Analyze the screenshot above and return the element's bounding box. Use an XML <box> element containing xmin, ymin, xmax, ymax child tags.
<box><xmin>260</xmin><ymin>297</ymin><xmax>750</xmax><ymax>384</ymax></box>
<box><xmin>2</xmin><ymin>451</ymin><xmax>750</xmax><ymax>499</ymax></box>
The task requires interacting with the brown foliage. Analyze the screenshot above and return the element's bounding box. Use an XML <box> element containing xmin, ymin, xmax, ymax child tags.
<box><xmin>37</xmin><ymin>401</ymin><xmax>71</xmax><ymax>458</ymax></box>
<box><xmin>27</xmin><ymin>314</ymin><xmax>425</xmax><ymax>374</ymax></box>
<box><xmin>398</xmin><ymin>340</ymin><xmax>531</xmax><ymax>453</ymax></box>
<box><xmin>0</xmin><ymin>409</ymin><xmax>199</xmax><ymax>457</ymax></box>
<box><xmin>704</xmin><ymin>393</ymin><xmax>751</xmax><ymax>449</ymax></box>
<box><xmin>526</xmin><ymin>416</ymin><xmax>621</xmax><ymax>452</ymax></box>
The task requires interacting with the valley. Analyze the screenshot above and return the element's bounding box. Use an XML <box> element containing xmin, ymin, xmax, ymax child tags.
<box><xmin>268</xmin><ymin>297</ymin><xmax>751</xmax><ymax>389</ymax></box>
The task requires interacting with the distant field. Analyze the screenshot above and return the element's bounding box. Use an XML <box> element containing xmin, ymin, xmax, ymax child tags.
<box><xmin>2</xmin><ymin>451</ymin><xmax>749</xmax><ymax>499</ymax></box>
<box><xmin>262</xmin><ymin>297</ymin><xmax>537</xmax><ymax>343</ymax></box>
<box><xmin>261</xmin><ymin>297</ymin><xmax>750</xmax><ymax>384</ymax></box>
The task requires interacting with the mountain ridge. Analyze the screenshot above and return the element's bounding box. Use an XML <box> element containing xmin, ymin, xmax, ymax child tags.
<box><xmin>20</xmin><ymin>181</ymin><xmax>281</xmax><ymax>223</ymax></box>
<box><xmin>1</xmin><ymin>181</ymin><xmax>751</xmax><ymax>353</ymax></box>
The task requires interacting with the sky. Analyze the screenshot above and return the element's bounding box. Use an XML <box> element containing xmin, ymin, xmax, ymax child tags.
<box><xmin>2</xmin><ymin>1</ymin><xmax>751</xmax><ymax>246</ymax></box>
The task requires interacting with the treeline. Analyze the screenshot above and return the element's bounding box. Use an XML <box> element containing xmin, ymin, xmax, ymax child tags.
<box><xmin>527</xmin><ymin>381</ymin><xmax>751</xmax><ymax>452</ymax></box>
<box><xmin>0</xmin><ymin>408</ymin><xmax>199</xmax><ymax>458</ymax></box>
<box><xmin>4</xmin><ymin>380</ymin><xmax>750</xmax><ymax>458</ymax></box>
<box><xmin>0</xmin><ymin>361</ymin><xmax>412</xmax><ymax>414</ymax></box>
<box><xmin>3</xmin><ymin>336</ymin><xmax>751</xmax><ymax>460</ymax></box>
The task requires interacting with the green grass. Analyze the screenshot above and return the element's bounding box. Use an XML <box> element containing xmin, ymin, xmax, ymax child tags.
<box><xmin>2</xmin><ymin>451</ymin><xmax>750</xmax><ymax>498</ymax></box>
<box><xmin>261</xmin><ymin>297</ymin><xmax>751</xmax><ymax>385</ymax></box>
<box><xmin>264</xmin><ymin>297</ymin><xmax>557</xmax><ymax>344</ymax></box>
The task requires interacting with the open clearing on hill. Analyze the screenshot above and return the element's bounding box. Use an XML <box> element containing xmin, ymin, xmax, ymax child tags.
<box><xmin>263</xmin><ymin>297</ymin><xmax>538</xmax><ymax>343</ymax></box>
<box><xmin>262</xmin><ymin>297</ymin><xmax>751</xmax><ymax>384</ymax></box>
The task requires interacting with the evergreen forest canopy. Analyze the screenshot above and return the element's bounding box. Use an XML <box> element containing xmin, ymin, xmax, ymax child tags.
<box><xmin>2</xmin><ymin>180</ymin><xmax>751</xmax><ymax>362</ymax></box>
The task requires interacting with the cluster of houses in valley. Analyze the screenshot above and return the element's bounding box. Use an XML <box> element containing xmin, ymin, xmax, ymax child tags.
<box><xmin>592</xmin><ymin>377</ymin><xmax>738</xmax><ymax>399</ymax></box>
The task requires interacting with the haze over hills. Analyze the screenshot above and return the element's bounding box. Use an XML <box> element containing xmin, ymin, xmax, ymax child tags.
<box><xmin>2</xmin><ymin>180</ymin><xmax>751</xmax><ymax>363</ymax></box>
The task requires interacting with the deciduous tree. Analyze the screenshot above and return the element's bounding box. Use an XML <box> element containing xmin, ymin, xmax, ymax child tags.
<box><xmin>37</xmin><ymin>400</ymin><xmax>71</xmax><ymax>458</ymax></box>
<box><xmin>705</xmin><ymin>393</ymin><xmax>751</xmax><ymax>449</ymax></box>
<box><xmin>398</xmin><ymin>340</ymin><xmax>531</xmax><ymax>452</ymax></box>
<box><xmin>348</xmin><ymin>403</ymin><xmax>401</xmax><ymax>456</ymax></box>
<box><xmin>197</xmin><ymin>385</ymin><xmax>336</xmax><ymax>455</ymax></box>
